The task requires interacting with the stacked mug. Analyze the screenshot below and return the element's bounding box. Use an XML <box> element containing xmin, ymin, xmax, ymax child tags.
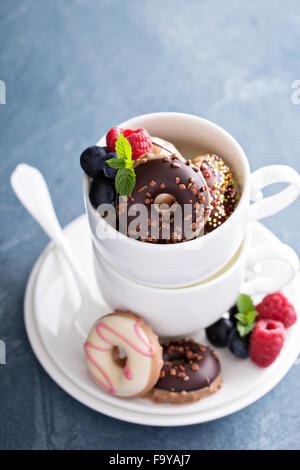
<box><xmin>83</xmin><ymin>113</ymin><xmax>300</xmax><ymax>336</ymax></box>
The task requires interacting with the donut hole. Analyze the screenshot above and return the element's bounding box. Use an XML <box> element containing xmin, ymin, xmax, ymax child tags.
<box><xmin>112</xmin><ymin>345</ymin><xmax>128</xmax><ymax>368</ymax></box>
<box><xmin>154</xmin><ymin>194</ymin><xmax>177</xmax><ymax>213</ymax></box>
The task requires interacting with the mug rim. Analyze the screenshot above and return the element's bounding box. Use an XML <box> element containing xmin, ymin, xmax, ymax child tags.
<box><xmin>94</xmin><ymin>228</ymin><xmax>252</xmax><ymax>293</ymax></box>
<box><xmin>83</xmin><ymin>112</ymin><xmax>251</xmax><ymax>250</ymax></box>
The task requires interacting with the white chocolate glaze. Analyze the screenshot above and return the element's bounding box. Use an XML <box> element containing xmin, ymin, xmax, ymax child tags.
<box><xmin>84</xmin><ymin>313</ymin><xmax>159</xmax><ymax>398</ymax></box>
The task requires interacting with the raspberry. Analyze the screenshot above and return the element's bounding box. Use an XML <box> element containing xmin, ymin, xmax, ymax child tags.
<box><xmin>123</xmin><ymin>128</ymin><xmax>153</xmax><ymax>160</ymax></box>
<box><xmin>250</xmin><ymin>320</ymin><xmax>285</xmax><ymax>367</ymax></box>
<box><xmin>256</xmin><ymin>292</ymin><xmax>297</xmax><ymax>328</ymax></box>
<box><xmin>106</xmin><ymin>127</ymin><xmax>153</xmax><ymax>160</ymax></box>
<box><xmin>106</xmin><ymin>126</ymin><xmax>123</xmax><ymax>152</ymax></box>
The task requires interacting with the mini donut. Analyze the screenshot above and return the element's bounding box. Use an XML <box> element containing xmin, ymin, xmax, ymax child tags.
<box><xmin>145</xmin><ymin>340</ymin><xmax>222</xmax><ymax>404</ymax></box>
<box><xmin>193</xmin><ymin>154</ymin><xmax>239</xmax><ymax>233</ymax></box>
<box><xmin>151</xmin><ymin>137</ymin><xmax>184</xmax><ymax>160</ymax></box>
<box><xmin>84</xmin><ymin>310</ymin><xmax>163</xmax><ymax>398</ymax></box>
<box><xmin>134</xmin><ymin>137</ymin><xmax>184</xmax><ymax>167</ymax></box>
<box><xmin>117</xmin><ymin>155</ymin><xmax>211</xmax><ymax>243</ymax></box>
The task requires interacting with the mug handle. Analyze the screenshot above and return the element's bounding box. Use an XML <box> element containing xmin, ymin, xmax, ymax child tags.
<box><xmin>242</xmin><ymin>241</ymin><xmax>299</xmax><ymax>296</ymax></box>
<box><xmin>249</xmin><ymin>165</ymin><xmax>300</xmax><ymax>221</ymax></box>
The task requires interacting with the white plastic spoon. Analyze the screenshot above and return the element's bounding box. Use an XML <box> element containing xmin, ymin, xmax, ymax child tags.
<box><xmin>11</xmin><ymin>163</ymin><xmax>99</xmax><ymax>340</ymax></box>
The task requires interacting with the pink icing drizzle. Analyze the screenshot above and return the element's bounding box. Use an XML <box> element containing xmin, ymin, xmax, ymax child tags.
<box><xmin>123</xmin><ymin>359</ymin><xmax>133</xmax><ymax>380</ymax></box>
<box><xmin>84</xmin><ymin>320</ymin><xmax>153</xmax><ymax>394</ymax></box>
<box><xmin>84</xmin><ymin>341</ymin><xmax>117</xmax><ymax>394</ymax></box>
<box><xmin>96</xmin><ymin>322</ymin><xmax>153</xmax><ymax>357</ymax></box>
<box><xmin>134</xmin><ymin>322</ymin><xmax>153</xmax><ymax>355</ymax></box>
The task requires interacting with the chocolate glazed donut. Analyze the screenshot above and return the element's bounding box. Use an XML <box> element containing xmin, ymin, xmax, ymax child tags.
<box><xmin>117</xmin><ymin>155</ymin><xmax>211</xmax><ymax>243</ymax></box>
<box><xmin>145</xmin><ymin>340</ymin><xmax>222</xmax><ymax>404</ymax></box>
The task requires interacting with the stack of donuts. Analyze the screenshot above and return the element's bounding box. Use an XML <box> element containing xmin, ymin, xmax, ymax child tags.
<box><xmin>117</xmin><ymin>138</ymin><xmax>239</xmax><ymax>243</ymax></box>
<box><xmin>84</xmin><ymin>310</ymin><xmax>222</xmax><ymax>404</ymax></box>
<box><xmin>81</xmin><ymin>133</ymin><xmax>238</xmax><ymax>403</ymax></box>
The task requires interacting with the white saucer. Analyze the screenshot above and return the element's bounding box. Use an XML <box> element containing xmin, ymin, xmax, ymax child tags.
<box><xmin>24</xmin><ymin>215</ymin><xmax>300</xmax><ymax>426</ymax></box>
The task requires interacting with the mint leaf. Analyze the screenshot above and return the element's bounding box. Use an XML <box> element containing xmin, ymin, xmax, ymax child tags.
<box><xmin>237</xmin><ymin>322</ymin><xmax>256</xmax><ymax>337</ymax></box>
<box><xmin>115</xmin><ymin>167</ymin><xmax>136</xmax><ymax>196</ymax></box>
<box><xmin>115</xmin><ymin>133</ymin><xmax>132</xmax><ymax>162</ymax></box>
<box><xmin>106</xmin><ymin>157</ymin><xmax>125</xmax><ymax>169</ymax></box>
<box><xmin>235</xmin><ymin>313</ymin><xmax>248</xmax><ymax>324</ymax></box>
<box><xmin>235</xmin><ymin>310</ymin><xmax>258</xmax><ymax>325</ymax></box>
<box><xmin>237</xmin><ymin>294</ymin><xmax>254</xmax><ymax>314</ymax></box>
<box><xmin>245</xmin><ymin>310</ymin><xmax>258</xmax><ymax>323</ymax></box>
<box><xmin>111</xmin><ymin>134</ymin><xmax>136</xmax><ymax>196</ymax></box>
<box><xmin>235</xmin><ymin>294</ymin><xmax>258</xmax><ymax>338</ymax></box>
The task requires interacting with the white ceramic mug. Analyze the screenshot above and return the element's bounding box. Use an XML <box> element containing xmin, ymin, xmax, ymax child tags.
<box><xmin>92</xmin><ymin>226</ymin><xmax>299</xmax><ymax>337</ymax></box>
<box><xmin>84</xmin><ymin>112</ymin><xmax>300</xmax><ymax>288</ymax></box>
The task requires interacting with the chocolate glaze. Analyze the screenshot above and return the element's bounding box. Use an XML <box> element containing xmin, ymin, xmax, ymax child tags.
<box><xmin>155</xmin><ymin>340</ymin><xmax>221</xmax><ymax>393</ymax></box>
<box><xmin>117</xmin><ymin>155</ymin><xmax>211</xmax><ymax>243</ymax></box>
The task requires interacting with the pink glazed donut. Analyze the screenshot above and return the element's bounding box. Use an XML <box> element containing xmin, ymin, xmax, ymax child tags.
<box><xmin>84</xmin><ymin>311</ymin><xmax>163</xmax><ymax>398</ymax></box>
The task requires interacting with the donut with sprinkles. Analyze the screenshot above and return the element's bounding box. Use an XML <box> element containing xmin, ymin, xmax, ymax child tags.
<box><xmin>193</xmin><ymin>154</ymin><xmax>239</xmax><ymax>233</ymax></box>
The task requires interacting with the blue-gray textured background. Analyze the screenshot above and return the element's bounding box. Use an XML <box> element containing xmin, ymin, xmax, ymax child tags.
<box><xmin>1</xmin><ymin>0</ymin><xmax>300</xmax><ymax>450</ymax></box>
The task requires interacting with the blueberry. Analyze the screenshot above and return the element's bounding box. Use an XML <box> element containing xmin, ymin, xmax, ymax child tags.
<box><xmin>229</xmin><ymin>304</ymin><xmax>239</xmax><ymax>325</ymax></box>
<box><xmin>103</xmin><ymin>152</ymin><xmax>119</xmax><ymax>179</ymax></box>
<box><xmin>205</xmin><ymin>318</ymin><xmax>234</xmax><ymax>347</ymax></box>
<box><xmin>228</xmin><ymin>328</ymin><xmax>250</xmax><ymax>359</ymax></box>
<box><xmin>89</xmin><ymin>174</ymin><xmax>116</xmax><ymax>209</ymax></box>
<box><xmin>80</xmin><ymin>146</ymin><xmax>108</xmax><ymax>178</ymax></box>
